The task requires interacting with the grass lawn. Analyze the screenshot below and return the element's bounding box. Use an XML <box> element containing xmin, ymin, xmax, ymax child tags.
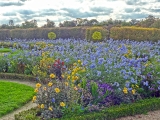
<box><xmin>0</xmin><ymin>80</ymin><xmax>35</xmax><ymax>117</ymax></box>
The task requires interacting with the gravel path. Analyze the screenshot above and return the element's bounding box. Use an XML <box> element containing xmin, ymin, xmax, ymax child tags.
<box><xmin>0</xmin><ymin>79</ymin><xmax>160</xmax><ymax>120</ymax></box>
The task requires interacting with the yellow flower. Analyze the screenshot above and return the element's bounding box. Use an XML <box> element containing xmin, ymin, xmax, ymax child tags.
<box><xmin>81</xmin><ymin>69</ymin><xmax>86</xmax><ymax>72</ymax></box>
<box><xmin>67</xmin><ymin>76</ymin><xmax>70</xmax><ymax>80</ymax></box>
<box><xmin>65</xmin><ymin>82</ymin><xmax>68</xmax><ymax>86</ymax></box>
<box><xmin>48</xmin><ymin>82</ymin><xmax>53</xmax><ymax>87</ymax></box>
<box><xmin>49</xmin><ymin>106</ymin><xmax>53</xmax><ymax>111</ymax></box>
<box><xmin>136</xmin><ymin>85</ymin><xmax>139</xmax><ymax>88</ymax></box>
<box><xmin>32</xmin><ymin>96</ymin><xmax>37</xmax><ymax>102</ymax></box>
<box><xmin>41</xmin><ymin>104</ymin><xmax>44</xmax><ymax>109</ymax></box>
<box><xmin>72</xmin><ymin>72</ymin><xmax>75</xmax><ymax>75</ymax></box>
<box><xmin>50</xmin><ymin>73</ymin><xmax>56</xmax><ymax>79</ymax></box>
<box><xmin>132</xmin><ymin>89</ymin><xmax>136</xmax><ymax>94</ymax></box>
<box><xmin>61</xmin><ymin>75</ymin><xmax>64</xmax><ymax>78</ymax></box>
<box><xmin>43</xmin><ymin>87</ymin><xmax>47</xmax><ymax>90</ymax></box>
<box><xmin>123</xmin><ymin>87</ymin><xmax>128</xmax><ymax>94</ymax></box>
<box><xmin>34</xmin><ymin>88</ymin><xmax>38</xmax><ymax>92</ymax></box>
<box><xmin>73</xmin><ymin>63</ymin><xmax>77</xmax><ymax>66</ymax></box>
<box><xmin>145</xmin><ymin>63</ymin><xmax>149</xmax><ymax>67</ymax></box>
<box><xmin>60</xmin><ymin>102</ymin><xmax>65</xmax><ymax>107</ymax></box>
<box><xmin>36</xmin><ymin>83</ymin><xmax>41</xmax><ymax>88</ymax></box>
<box><xmin>78</xmin><ymin>60</ymin><xmax>81</xmax><ymax>63</ymax></box>
<box><xmin>55</xmin><ymin>88</ymin><xmax>60</xmax><ymax>93</ymax></box>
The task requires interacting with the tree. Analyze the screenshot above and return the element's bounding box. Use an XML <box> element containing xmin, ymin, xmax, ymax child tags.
<box><xmin>9</xmin><ymin>20</ymin><xmax>14</xmax><ymax>27</ymax></box>
<box><xmin>42</xmin><ymin>19</ymin><xmax>55</xmax><ymax>28</ymax></box>
<box><xmin>61</xmin><ymin>20</ymin><xmax>76</xmax><ymax>27</ymax></box>
<box><xmin>21</xmin><ymin>19</ymin><xmax>37</xmax><ymax>28</ymax></box>
<box><xmin>89</xmin><ymin>19</ymin><xmax>99</xmax><ymax>26</ymax></box>
<box><xmin>0</xmin><ymin>24</ymin><xmax>9</xmax><ymax>29</ymax></box>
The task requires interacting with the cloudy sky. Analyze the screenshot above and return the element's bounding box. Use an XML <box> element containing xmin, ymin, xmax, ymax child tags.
<box><xmin>0</xmin><ymin>0</ymin><xmax>160</xmax><ymax>27</ymax></box>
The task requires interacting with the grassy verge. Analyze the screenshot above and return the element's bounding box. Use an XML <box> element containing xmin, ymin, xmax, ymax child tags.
<box><xmin>0</xmin><ymin>80</ymin><xmax>35</xmax><ymax>118</ymax></box>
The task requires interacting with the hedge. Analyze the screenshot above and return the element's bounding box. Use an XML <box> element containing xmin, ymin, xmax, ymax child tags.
<box><xmin>8</xmin><ymin>27</ymin><xmax>87</xmax><ymax>40</ymax></box>
<box><xmin>0</xmin><ymin>73</ymin><xmax>36</xmax><ymax>82</ymax></box>
<box><xmin>110</xmin><ymin>27</ymin><xmax>160</xmax><ymax>42</ymax></box>
<box><xmin>14</xmin><ymin>97</ymin><xmax>160</xmax><ymax>120</ymax></box>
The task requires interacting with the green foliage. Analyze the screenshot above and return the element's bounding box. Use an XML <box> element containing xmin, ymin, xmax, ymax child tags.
<box><xmin>14</xmin><ymin>97</ymin><xmax>160</xmax><ymax>120</ymax></box>
<box><xmin>48</xmin><ymin>32</ymin><xmax>56</xmax><ymax>40</ymax></box>
<box><xmin>91</xmin><ymin>81</ymin><xmax>98</xmax><ymax>98</ymax></box>
<box><xmin>92</xmin><ymin>31</ymin><xmax>102</xmax><ymax>41</ymax></box>
<box><xmin>0</xmin><ymin>80</ymin><xmax>34</xmax><ymax>117</ymax></box>
<box><xmin>85</xmin><ymin>27</ymin><xmax>109</xmax><ymax>41</ymax></box>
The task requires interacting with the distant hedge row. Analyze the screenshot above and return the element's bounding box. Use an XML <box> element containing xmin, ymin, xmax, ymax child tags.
<box><xmin>1</xmin><ymin>27</ymin><xmax>160</xmax><ymax>41</ymax></box>
<box><xmin>110</xmin><ymin>27</ymin><xmax>160</xmax><ymax>42</ymax></box>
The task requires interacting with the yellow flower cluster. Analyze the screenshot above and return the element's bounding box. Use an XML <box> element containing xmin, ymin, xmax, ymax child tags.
<box><xmin>41</xmin><ymin>104</ymin><xmax>44</xmax><ymax>108</ymax></box>
<box><xmin>32</xmin><ymin>96</ymin><xmax>37</xmax><ymax>102</ymax></box>
<box><xmin>60</xmin><ymin>102</ymin><xmax>65</xmax><ymax>107</ymax></box>
<box><xmin>48</xmin><ymin>82</ymin><xmax>53</xmax><ymax>87</ymax></box>
<box><xmin>124</xmin><ymin>50</ymin><xmax>132</xmax><ymax>58</ymax></box>
<box><xmin>55</xmin><ymin>88</ymin><xmax>60</xmax><ymax>93</ymax></box>
<box><xmin>123</xmin><ymin>87</ymin><xmax>128</xmax><ymax>94</ymax></box>
<box><xmin>36</xmin><ymin>83</ymin><xmax>41</xmax><ymax>88</ymax></box>
<box><xmin>50</xmin><ymin>73</ymin><xmax>56</xmax><ymax>79</ymax></box>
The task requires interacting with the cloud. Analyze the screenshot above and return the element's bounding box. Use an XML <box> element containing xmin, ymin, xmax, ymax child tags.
<box><xmin>125</xmin><ymin>0</ymin><xmax>147</xmax><ymax>5</ymax></box>
<box><xmin>0</xmin><ymin>1</ymin><xmax>24</xmax><ymax>7</ymax></box>
<box><xmin>18</xmin><ymin>10</ymin><xmax>35</xmax><ymax>15</ymax></box>
<box><xmin>90</xmin><ymin>7</ymin><xmax>113</xmax><ymax>13</ymax></box>
<box><xmin>3</xmin><ymin>12</ymin><xmax>17</xmax><ymax>16</ymax></box>
<box><xmin>61</xmin><ymin>7</ymin><xmax>112</xmax><ymax>18</ymax></box>
<box><xmin>149</xmin><ymin>9</ymin><xmax>160</xmax><ymax>12</ymax></box>
<box><xmin>124</xmin><ymin>8</ymin><xmax>141</xmax><ymax>13</ymax></box>
<box><xmin>121</xmin><ymin>13</ymin><xmax>149</xmax><ymax>19</ymax></box>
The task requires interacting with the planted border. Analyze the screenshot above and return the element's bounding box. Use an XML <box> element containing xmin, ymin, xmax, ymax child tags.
<box><xmin>14</xmin><ymin>97</ymin><xmax>160</xmax><ymax>120</ymax></box>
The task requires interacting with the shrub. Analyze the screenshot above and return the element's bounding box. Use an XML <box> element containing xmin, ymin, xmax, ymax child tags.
<box><xmin>85</xmin><ymin>27</ymin><xmax>109</xmax><ymax>41</ymax></box>
<box><xmin>92</xmin><ymin>31</ymin><xmax>102</xmax><ymax>41</ymax></box>
<box><xmin>48</xmin><ymin>32</ymin><xmax>56</xmax><ymax>40</ymax></box>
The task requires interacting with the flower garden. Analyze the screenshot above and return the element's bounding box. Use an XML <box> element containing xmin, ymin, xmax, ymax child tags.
<box><xmin>0</xmin><ymin>37</ymin><xmax>160</xmax><ymax>120</ymax></box>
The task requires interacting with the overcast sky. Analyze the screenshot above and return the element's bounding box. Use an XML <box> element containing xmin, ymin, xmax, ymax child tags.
<box><xmin>0</xmin><ymin>0</ymin><xmax>160</xmax><ymax>27</ymax></box>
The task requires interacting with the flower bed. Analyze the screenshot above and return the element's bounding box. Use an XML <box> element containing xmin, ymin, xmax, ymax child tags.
<box><xmin>0</xmin><ymin>38</ymin><xmax>160</xmax><ymax>119</ymax></box>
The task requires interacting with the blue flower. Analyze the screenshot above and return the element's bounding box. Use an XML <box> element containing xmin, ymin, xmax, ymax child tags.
<box><xmin>125</xmin><ymin>81</ymin><xmax>130</xmax><ymax>88</ymax></box>
<box><xmin>90</xmin><ymin>63</ymin><xmax>96</xmax><ymax>69</ymax></box>
<box><xmin>52</xmin><ymin>98</ymin><xmax>55</xmax><ymax>103</ymax></box>
<box><xmin>143</xmin><ymin>81</ymin><xmax>149</xmax><ymax>86</ymax></box>
<box><xmin>97</xmin><ymin>71</ymin><xmax>101</xmax><ymax>77</ymax></box>
<box><xmin>157</xmin><ymin>80</ymin><xmax>160</xmax><ymax>85</ymax></box>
